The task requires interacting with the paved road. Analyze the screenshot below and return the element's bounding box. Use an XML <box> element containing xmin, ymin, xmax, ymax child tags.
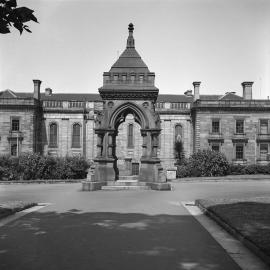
<box><xmin>0</xmin><ymin>180</ymin><xmax>269</xmax><ymax>270</ymax></box>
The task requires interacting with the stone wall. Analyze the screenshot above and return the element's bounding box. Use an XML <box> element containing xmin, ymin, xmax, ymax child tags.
<box><xmin>43</xmin><ymin>112</ymin><xmax>85</xmax><ymax>157</ymax></box>
<box><xmin>195</xmin><ymin>110</ymin><xmax>270</xmax><ymax>164</ymax></box>
<box><xmin>159</xmin><ymin>114</ymin><xmax>192</xmax><ymax>168</ymax></box>
<box><xmin>0</xmin><ymin>108</ymin><xmax>37</xmax><ymax>155</ymax></box>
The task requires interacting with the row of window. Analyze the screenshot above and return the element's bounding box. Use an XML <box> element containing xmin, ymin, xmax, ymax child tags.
<box><xmin>43</xmin><ymin>101</ymin><xmax>63</xmax><ymax>108</ymax></box>
<box><xmin>211</xmin><ymin>119</ymin><xmax>269</xmax><ymax>134</ymax></box>
<box><xmin>6</xmin><ymin>119</ymin><xmax>270</xmax><ymax>161</ymax></box>
<box><xmin>155</xmin><ymin>103</ymin><xmax>189</xmax><ymax>109</ymax></box>
<box><xmin>211</xmin><ymin>143</ymin><xmax>269</xmax><ymax>160</ymax></box>
<box><xmin>43</xmin><ymin>101</ymin><xmax>84</xmax><ymax>108</ymax></box>
<box><xmin>170</xmin><ymin>103</ymin><xmax>189</xmax><ymax>109</ymax></box>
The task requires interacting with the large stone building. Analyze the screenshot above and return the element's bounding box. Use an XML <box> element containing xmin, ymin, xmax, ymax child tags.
<box><xmin>1</xmin><ymin>24</ymin><xmax>270</xmax><ymax>177</ymax></box>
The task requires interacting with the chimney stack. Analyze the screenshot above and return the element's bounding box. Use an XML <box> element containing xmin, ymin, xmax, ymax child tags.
<box><xmin>45</xmin><ymin>88</ymin><xmax>52</xmax><ymax>96</ymax></box>
<box><xmin>193</xmin><ymin>81</ymin><xmax>201</xmax><ymax>101</ymax></box>
<box><xmin>33</xmin><ymin>79</ymin><xmax>42</xmax><ymax>100</ymax></box>
<box><xmin>242</xmin><ymin>81</ymin><xmax>253</xmax><ymax>100</ymax></box>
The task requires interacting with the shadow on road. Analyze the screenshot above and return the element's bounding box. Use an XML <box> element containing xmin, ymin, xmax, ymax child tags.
<box><xmin>0</xmin><ymin>210</ymin><xmax>241</xmax><ymax>270</ymax></box>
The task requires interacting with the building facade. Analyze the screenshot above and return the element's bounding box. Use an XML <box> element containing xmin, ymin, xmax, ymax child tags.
<box><xmin>1</xmin><ymin>25</ymin><xmax>270</xmax><ymax>175</ymax></box>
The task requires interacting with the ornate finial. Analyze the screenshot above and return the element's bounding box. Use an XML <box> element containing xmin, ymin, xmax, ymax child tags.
<box><xmin>128</xmin><ymin>23</ymin><xmax>134</xmax><ymax>33</ymax></box>
<box><xmin>127</xmin><ymin>23</ymin><xmax>135</xmax><ymax>48</ymax></box>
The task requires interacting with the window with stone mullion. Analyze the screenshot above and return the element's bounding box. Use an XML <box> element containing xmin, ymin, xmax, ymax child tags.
<box><xmin>260</xmin><ymin>119</ymin><xmax>268</xmax><ymax>134</ymax></box>
<box><xmin>236</xmin><ymin>120</ymin><xmax>244</xmax><ymax>134</ymax></box>
<box><xmin>260</xmin><ymin>143</ymin><xmax>268</xmax><ymax>160</ymax></box>
<box><xmin>211</xmin><ymin>144</ymin><xmax>220</xmax><ymax>152</ymax></box>
<box><xmin>235</xmin><ymin>144</ymin><xmax>244</xmax><ymax>159</ymax></box>
<box><xmin>11</xmin><ymin>119</ymin><xmax>20</xmax><ymax>131</ymax></box>
<box><xmin>212</xmin><ymin>120</ymin><xmax>220</xmax><ymax>133</ymax></box>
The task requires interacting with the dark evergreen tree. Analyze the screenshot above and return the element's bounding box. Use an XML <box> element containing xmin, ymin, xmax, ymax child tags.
<box><xmin>174</xmin><ymin>140</ymin><xmax>184</xmax><ymax>165</ymax></box>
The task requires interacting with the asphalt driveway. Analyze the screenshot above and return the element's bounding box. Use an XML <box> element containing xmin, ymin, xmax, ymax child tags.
<box><xmin>0</xmin><ymin>180</ymin><xmax>269</xmax><ymax>270</ymax></box>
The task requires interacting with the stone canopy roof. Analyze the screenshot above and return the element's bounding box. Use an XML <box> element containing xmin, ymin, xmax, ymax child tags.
<box><xmin>110</xmin><ymin>47</ymin><xmax>149</xmax><ymax>73</ymax></box>
<box><xmin>109</xmin><ymin>23</ymin><xmax>149</xmax><ymax>73</ymax></box>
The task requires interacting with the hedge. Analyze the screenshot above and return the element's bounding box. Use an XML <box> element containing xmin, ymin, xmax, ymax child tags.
<box><xmin>228</xmin><ymin>164</ymin><xmax>270</xmax><ymax>175</ymax></box>
<box><xmin>176</xmin><ymin>150</ymin><xmax>270</xmax><ymax>178</ymax></box>
<box><xmin>0</xmin><ymin>153</ymin><xmax>90</xmax><ymax>181</ymax></box>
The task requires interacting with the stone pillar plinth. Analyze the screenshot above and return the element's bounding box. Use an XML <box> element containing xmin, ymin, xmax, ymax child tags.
<box><xmin>94</xmin><ymin>158</ymin><xmax>116</xmax><ymax>182</ymax></box>
<box><xmin>139</xmin><ymin>158</ymin><xmax>166</xmax><ymax>182</ymax></box>
<box><xmin>166</xmin><ymin>167</ymin><xmax>177</xmax><ymax>181</ymax></box>
<box><xmin>82</xmin><ymin>164</ymin><xmax>107</xmax><ymax>191</ymax></box>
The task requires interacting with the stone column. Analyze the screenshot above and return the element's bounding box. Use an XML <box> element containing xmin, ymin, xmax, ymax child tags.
<box><xmin>151</xmin><ymin>133</ymin><xmax>158</xmax><ymax>158</ymax></box>
<box><xmin>96</xmin><ymin>134</ymin><xmax>104</xmax><ymax>157</ymax></box>
<box><xmin>141</xmin><ymin>130</ymin><xmax>147</xmax><ymax>158</ymax></box>
<box><xmin>107</xmin><ymin>132</ymin><xmax>114</xmax><ymax>158</ymax></box>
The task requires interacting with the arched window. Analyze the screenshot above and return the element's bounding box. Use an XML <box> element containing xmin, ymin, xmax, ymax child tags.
<box><xmin>175</xmin><ymin>124</ymin><xmax>182</xmax><ymax>142</ymax></box>
<box><xmin>49</xmin><ymin>123</ymin><xmax>58</xmax><ymax>148</ymax></box>
<box><xmin>72</xmin><ymin>123</ymin><xmax>81</xmax><ymax>148</ymax></box>
<box><xmin>127</xmin><ymin>123</ymin><xmax>134</xmax><ymax>148</ymax></box>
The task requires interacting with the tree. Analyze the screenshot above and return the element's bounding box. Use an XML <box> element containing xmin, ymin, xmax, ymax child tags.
<box><xmin>0</xmin><ymin>0</ymin><xmax>38</xmax><ymax>34</ymax></box>
<box><xmin>174</xmin><ymin>140</ymin><xmax>184</xmax><ymax>165</ymax></box>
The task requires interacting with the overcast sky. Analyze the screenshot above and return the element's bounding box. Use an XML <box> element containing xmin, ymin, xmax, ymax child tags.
<box><xmin>1</xmin><ymin>0</ymin><xmax>269</xmax><ymax>98</ymax></box>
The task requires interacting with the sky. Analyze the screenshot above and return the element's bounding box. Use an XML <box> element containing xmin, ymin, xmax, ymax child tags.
<box><xmin>0</xmin><ymin>0</ymin><xmax>270</xmax><ymax>99</ymax></box>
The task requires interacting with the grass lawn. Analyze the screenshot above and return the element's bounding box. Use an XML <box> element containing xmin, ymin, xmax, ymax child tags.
<box><xmin>196</xmin><ymin>197</ymin><xmax>270</xmax><ymax>263</ymax></box>
<box><xmin>0</xmin><ymin>201</ymin><xmax>37</xmax><ymax>219</ymax></box>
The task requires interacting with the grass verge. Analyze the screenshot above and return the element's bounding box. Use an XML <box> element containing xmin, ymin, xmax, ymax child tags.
<box><xmin>0</xmin><ymin>201</ymin><xmax>37</xmax><ymax>219</ymax></box>
<box><xmin>196</xmin><ymin>197</ymin><xmax>270</xmax><ymax>266</ymax></box>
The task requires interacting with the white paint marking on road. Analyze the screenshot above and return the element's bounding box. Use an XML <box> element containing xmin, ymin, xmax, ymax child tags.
<box><xmin>0</xmin><ymin>203</ymin><xmax>52</xmax><ymax>228</ymax></box>
<box><xmin>181</xmin><ymin>201</ymin><xmax>269</xmax><ymax>270</ymax></box>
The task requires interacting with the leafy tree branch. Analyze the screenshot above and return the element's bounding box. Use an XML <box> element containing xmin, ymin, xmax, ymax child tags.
<box><xmin>0</xmin><ymin>0</ymin><xmax>38</xmax><ymax>34</ymax></box>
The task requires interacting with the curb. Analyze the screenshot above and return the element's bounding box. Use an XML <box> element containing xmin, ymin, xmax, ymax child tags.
<box><xmin>195</xmin><ymin>200</ymin><xmax>270</xmax><ymax>267</ymax></box>
<box><xmin>171</xmin><ymin>174</ymin><xmax>270</xmax><ymax>182</ymax></box>
<box><xmin>0</xmin><ymin>179</ymin><xmax>83</xmax><ymax>185</ymax></box>
<box><xmin>0</xmin><ymin>202</ymin><xmax>37</xmax><ymax>220</ymax></box>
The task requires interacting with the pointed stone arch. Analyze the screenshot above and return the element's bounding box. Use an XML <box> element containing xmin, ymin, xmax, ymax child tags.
<box><xmin>93</xmin><ymin>98</ymin><xmax>165</xmax><ymax>184</ymax></box>
<box><xmin>109</xmin><ymin>102</ymin><xmax>149</xmax><ymax>129</ymax></box>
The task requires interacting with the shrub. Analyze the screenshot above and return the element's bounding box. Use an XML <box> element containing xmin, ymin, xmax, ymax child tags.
<box><xmin>228</xmin><ymin>165</ymin><xmax>245</xmax><ymax>175</ymax></box>
<box><xmin>19</xmin><ymin>153</ymin><xmax>44</xmax><ymax>180</ymax></box>
<box><xmin>188</xmin><ymin>150</ymin><xmax>230</xmax><ymax>177</ymax></box>
<box><xmin>256</xmin><ymin>165</ymin><xmax>270</xmax><ymax>174</ymax></box>
<box><xmin>0</xmin><ymin>153</ymin><xmax>90</xmax><ymax>181</ymax></box>
<box><xmin>176</xmin><ymin>150</ymin><xmax>230</xmax><ymax>178</ymax></box>
<box><xmin>40</xmin><ymin>155</ymin><xmax>58</xmax><ymax>179</ymax></box>
<box><xmin>66</xmin><ymin>156</ymin><xmax>89</xmax><ymax>179</ymax></box>
<box><xmin>176</xmin><ymin>165</ymin><xmax>191</xmax><ymax>178</ymax></box>
<box><xmin>0</xmin><ymin>155</ymin><xmax>21</xmax><ymax>180</ymax></box>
